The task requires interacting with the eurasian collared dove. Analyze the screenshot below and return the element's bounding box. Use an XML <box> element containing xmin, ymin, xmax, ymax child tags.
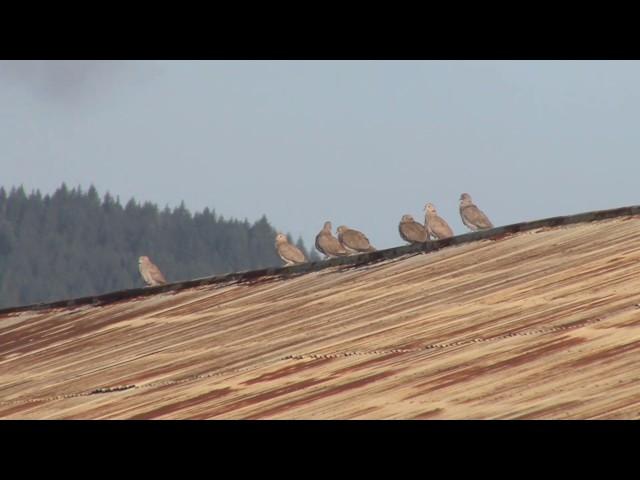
<box><xmin>399</xmin><ymin>214</ymin><xmax>429</xmax><ymax>244</ymax></box>
<box><xmin>459</xmin><ymin>193</ymin><xmax>494</xmax><ymax>231</ymax></box>
<box><xmin>316</xmin><ymin>221</ymin><xmax>349</xmax><ymax>258</ymax></box>
<box><xmin>336</xmin><ymin>225</ymin><xmax>376</xmax><ymax>254</ymax></box>
<box><xmin>138</xmin><ymin>256</ymin><xmax>167</xmax><ymax>286</ymax></box>
<box><xmin>275</xmin><ymin>233</ymin><xmax>307</xmax><ymax>266</ymax></box>
<box><xmin>424</xmin><ymin>203</ymin><xmax>454</xmax><ymax>240</ymax></box>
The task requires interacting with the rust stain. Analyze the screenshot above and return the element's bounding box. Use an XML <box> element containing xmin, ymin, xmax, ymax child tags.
<box><xmin>566</xmin><ymin>339</ymin><xmax>640</xmax><ymax>369</ymax></box>
<box><xmin>490</xmin><ymin>233</ymin><xmax>516</xmax><ymax>242</ymax></box>
<box><xmin>244</xmin><ymin>370</ymin><xmax>401</xmax><ymax>419</ymax></box>
<box><xmin>0</xmin><ymin>400</ymin><xmax>48</xmax><ymax>417</ymax></box>
<box><xmin>241</xmin><ymin>358</ymin><xmax>335</xmax><ymax>386</ymax></box>
<box><xmin>511</xmin><ymin>400</ymin><xmax>584</xmax><ymax>419</ymax></box>
<box><xmin>412</xmin><ymin>408</ymin><xmax>444</xmax><ymax>419</ymax></box>
<box><xmin>128</xmin><ymin>387</ymin><xmax>234</xmax><ymax>419</ymax></box>
<box><xmin>349</xmin><ymin>406</ymin><xmax>380</xmax><ymax>417</ymax></box>
<box><xmin>207</xmin><ymin>377</ymin><xmax>334</xmax><ymax>418</ymax></box>
<box><xmin>408</xmin><ymin>336</ymin><xmax>586</xmax><ymax>397</ymax></box>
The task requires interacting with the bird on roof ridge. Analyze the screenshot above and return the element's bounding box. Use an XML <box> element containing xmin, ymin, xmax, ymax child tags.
<box><xmin>275</xmin><ymin>233</ymin><xmax>307</xmax><ymax>266</ymax></box>
<box><xmin>399</xmin><ymin>214</ymin><xmax>430</xmax><ymax>244</ymax></box>
<box><xmin>138</xmin><ymin>256</ymin><xmax>167</xmax><ymax>287</ymax></box>
<box><xmin>316</xmin><ymin>221</ymin><xmax>349</xmax><ymax>258</ymax></box>
<box><xmin>336</xmin><ymin>225</ymin><xmax>376</xmax><ymax>254</ymax></box>
<box><xmin>459</xmin><ymin>193</ymin><xmax>494</xmax><ymax>231</ymax></box>
<box><xmin>424</xmin><ymin>203</ymin><xmax>454</xmax><ymax>240</ymax></box>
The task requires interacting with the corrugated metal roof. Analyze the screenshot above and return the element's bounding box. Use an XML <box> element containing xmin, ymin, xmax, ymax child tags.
<box><xmin>2</xmin><ymin>208</ymin><xmax>640</xmax><ymax>419</ymax></box>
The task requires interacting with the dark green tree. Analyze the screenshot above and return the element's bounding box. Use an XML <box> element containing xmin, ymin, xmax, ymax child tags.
<box><xmin>0</xmin><ymin>184</ymin><xmax>318</xmax><ymax>308</ymax></box>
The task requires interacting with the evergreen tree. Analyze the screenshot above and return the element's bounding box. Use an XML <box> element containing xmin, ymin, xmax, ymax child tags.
<box><xmin>0</xmin><ymin>184</ymin><xmax>319</xmax><ymax>308</ymax></box>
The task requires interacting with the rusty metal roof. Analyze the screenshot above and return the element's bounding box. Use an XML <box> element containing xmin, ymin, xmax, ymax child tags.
<box><xmin>2</xmin><ymin>206</ymin><xmax>640</xmax><ymax>419</ymax></box>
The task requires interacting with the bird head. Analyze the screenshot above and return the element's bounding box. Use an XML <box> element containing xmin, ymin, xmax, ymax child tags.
<box><xmin>424</xmin><ymin>203</ymin><xmax>437</xmax><ymax>215</ymax></box>
<box><xmin>460</xmin><ymin>193</ymin><xmax>473</xmax><ymax>206</ymax></box>
<box><xmin>138</xmin><ymin>256</ymin><xmax>149</xmax><ymax>264</ymax></box>
<box><xmin>323</xmin><ymin>221</ymin><xmax>332</xmax><ymax>231</ymax></box>
<box><xmin>401</xmin><ymin>214</ymin><xmax>414</xmax><ymax>223</ymax></box>
<box><xmin>336</xmin><ymin>225</ymin><xmax>348</xmax><ymax>235</ymax></box>
<box><xmin>275</xmin><ymin>233</ymin><xmax>288</xmax><ymax>244</ymax></box>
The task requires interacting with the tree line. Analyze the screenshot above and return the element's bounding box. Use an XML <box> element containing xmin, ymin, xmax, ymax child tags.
<box><xmin>0</xmin><ymin>184</ymin><xmax>318</xmax><ymax>308</ymax></box>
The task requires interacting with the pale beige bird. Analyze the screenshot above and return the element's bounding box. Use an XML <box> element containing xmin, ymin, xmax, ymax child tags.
<box><xmin>424</xmin><ymin>203</ymin><xmax>454</xmax><ymax>240</ymax></box>
<box><xmin>398</xmin><ymin>214</ymin><xmax>429</xmax><ymax>244</ymax></box>
<box><xmin>336</xmin><ymin>225</ymin><xmax>376</xmax><ymax>254</ymax></box>
<box><xmin>275</xmin><ymin>233</ymin><xmax>307</xmax><ymax>266</ymax></box>
<box><xmin>138</xmin><ymin>256</ymin><xmax>167</xmax><ymax>286</ymax></box>
<box><xmin>315</xmin><ymin>221</ymin><xmax>349</xmax><ymax>258</ymax></box>
<box><xmin>459</xmin><ymin>193</ymin><xmax>493</xmax><ymax>231</ymax></box>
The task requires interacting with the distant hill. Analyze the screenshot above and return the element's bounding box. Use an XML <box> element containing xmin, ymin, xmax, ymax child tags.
<box><xmin>0</xmin><ymin>184</ymin><xmax>318</xmax><ymax>308</ymax></box>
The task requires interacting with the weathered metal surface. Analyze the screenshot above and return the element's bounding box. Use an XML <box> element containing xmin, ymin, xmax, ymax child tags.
<box><xmin>1</xmin><ymin>212</ymin><xmax>640</xmax><ymax>418</ymax></box>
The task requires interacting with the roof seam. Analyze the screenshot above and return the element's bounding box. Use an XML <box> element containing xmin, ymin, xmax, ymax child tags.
<box><xmin>283</xmin><ymin>316</ymin><xmax>603</xmax><ymax>360</ymax></box>
<box><xmin>0</xmin><ymin>314</ymin><xmax>604</xmax><ymax>408</ymax></box>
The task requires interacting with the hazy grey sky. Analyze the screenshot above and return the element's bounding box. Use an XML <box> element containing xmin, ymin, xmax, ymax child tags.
<box><xmin>1</xmin><ymin>60</ymin><xmax>639</xmax><ymax>249</ymax></box>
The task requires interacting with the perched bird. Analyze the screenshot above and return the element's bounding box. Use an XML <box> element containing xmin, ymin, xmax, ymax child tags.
<box><xmin>336</xmin><ymin>225</ymin><xmax>376</xmax><ymax>254</ymax></box>
<box><xmin>424</xmin><ymin>203</ymin><xmax>454</xmax><ymax>240</ymax></box>
<box><xmin>398</xmin><ymin>214</ymin><xmax>429</xmax><ymax>244</ymax></box>
<box><xmin>138</xmin><ymin>256</ymin><xmax>167</xmax><ymax>287</ymax></box>
<box><xmin>275</xmin><ymin>233</ymin><xmax>307</xmax><ymax>266</ymax></box>
<box><xmin>459</xmin><ymin>193</ymin><xmax>494</xmax><ymax>231</ymax></box>
<box><xmin>315</xmin><ymin>221</ymin><xmax>349</xmax><ymax>258</ymax></box>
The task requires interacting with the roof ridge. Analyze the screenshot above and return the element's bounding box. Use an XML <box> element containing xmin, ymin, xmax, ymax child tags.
<box><xmin>1</xmin><ymin>204</ymin><xmax>638</xmax><ymax>315</ymax></box>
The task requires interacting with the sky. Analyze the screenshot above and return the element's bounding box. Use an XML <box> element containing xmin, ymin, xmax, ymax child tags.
<box><xmin>1</xmin><ymin>60</ymin><xmax>639</xmax><ymax>249</ymax></box>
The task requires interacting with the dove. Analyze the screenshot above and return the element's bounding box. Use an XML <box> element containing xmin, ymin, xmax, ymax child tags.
<box><xmin>399</xmin><ymin>214</ymin><xmax>429</xmax><ymax>244</ymax></box>
<box><xmin>138</xmin><ymin>256</ymin><xmax>167</xmax><ymax>287</ymax></box>
<box><xmin>459</xmin><ymin>193</ymin><xmax>494</xmax><ymax>231</ymax></box>
<box><xmin>336</xmin><ymin>225</ymin><xmax>376</xmax><ymax>254</ymax></box>
<box><xmin>315</xmin><ymin>221</ymin><xmax>349</xmax><ymax>258</ymax></box>
<box><xmin>275</xmin><ymin>233</ymin><xmax>307</xmax><ymax>266</ymax></box>
<box><xmin>424</xmin><ymin>203</ymin><xmax>454</xmax><ymax>240</ymax></box>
